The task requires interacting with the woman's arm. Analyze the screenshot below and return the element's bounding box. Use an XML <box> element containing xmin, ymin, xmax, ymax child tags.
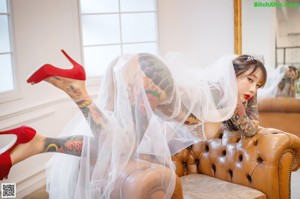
<box><xmin>229</xmin><ymin>94</ymin><xmax>259</xmax><ymax>136</ymax></box>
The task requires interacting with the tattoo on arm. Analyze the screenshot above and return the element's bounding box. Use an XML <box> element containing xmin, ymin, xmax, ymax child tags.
<box><xmin>231</xmin><ymin>95</ymin><xmax>259</xmax><ymax>136</ymax></box>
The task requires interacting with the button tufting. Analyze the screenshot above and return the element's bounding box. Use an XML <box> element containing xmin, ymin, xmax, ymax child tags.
<box><xmin>222</xmin><ymin>150</ymin><xmax>226</xmax><ymax>156</ymax></box>
<box><xmin>205</xmin><ymin>145</ymin><xmax>209</xmax><ymax>152</ymax></box>
<box><xmin>228</xmin><ymin>169</ymin><xmax>233</xmax><ymax>178</ymax></box>
<box><xmin>247</xmin><ymin>174</ymin><xmax>252</xmax><ymax>183</ymax></box>
<box><xmin>239</xmin><ymin>154</ymin><xmax>243</xmax><ymax>161</ymax></box>
<box><xmin>253</xmin><ymin>140</ymin><xmax>258</xmax><ymax>146</ymax></box>
<box><xmin>257</xmin><ymin>157</ymin><xmax>263</xmax><ymax>163</ymax></box>
<box><xmin>212</xmin><ymin>164</ymin><xmax>216</xmax><ymax>172</ymax></box>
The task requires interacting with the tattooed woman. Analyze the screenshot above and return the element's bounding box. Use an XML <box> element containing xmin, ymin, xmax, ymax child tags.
<box><xmin>0</xmin><ymin>51</ymin><xmax>266</xmax><ymax>198</ymax></box>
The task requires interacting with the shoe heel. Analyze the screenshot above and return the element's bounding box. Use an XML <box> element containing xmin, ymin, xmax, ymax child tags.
<box><xmin>26</xmin><ymin>50</ymin><xmax>86</xmax><ymax>84</ymax></box>
<box><xmin>61</xmin><ymin>49</ymin><xmax>81</xmax><ymax>68</ymax></box>
<box><xmin>60</xmin><ymin>49</ymin><xmax>86</xmax><ymax>80</ymax></box>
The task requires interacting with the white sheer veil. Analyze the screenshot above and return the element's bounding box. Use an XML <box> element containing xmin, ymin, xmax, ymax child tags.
<box><xmin>45</xmin><ymin>53</ymin><xmax>238</xmax><ymax>199</ymax></box>
<box><xmin>257</xmin><ymin>65</ymin><xmax>288</xmax><ymax>99</ymax></box>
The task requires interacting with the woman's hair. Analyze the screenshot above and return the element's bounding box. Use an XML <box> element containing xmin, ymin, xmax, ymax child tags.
<box><xmin>223</xmin><ymin>54</ymin><xmax>267</xmax><ymax>132</ymax></box>
<box><xmin>288</xmin><ymin>66</ymin><xmax>300</xmax><ymax>80</ymax></box>
<box><xmin>232</xmin><ymin>54</ymin><xmax>267</xmax><ymax>87</ymax></box>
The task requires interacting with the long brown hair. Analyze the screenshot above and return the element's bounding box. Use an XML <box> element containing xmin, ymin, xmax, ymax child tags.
<box><xmin>224</xmin><ymin>54</ymin><xmax>267</xmax><ymax>132</ymax></box>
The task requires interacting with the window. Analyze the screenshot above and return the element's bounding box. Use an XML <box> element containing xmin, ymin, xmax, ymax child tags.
<box><xmin>0</xmin><ymin>0</ymin><xmax>14</xmax><ymax>93</ymax></box>
<box><xmin>79</xmin><ymin>0</ymin><xmax>158</xmax><ymax>77</ymax></box>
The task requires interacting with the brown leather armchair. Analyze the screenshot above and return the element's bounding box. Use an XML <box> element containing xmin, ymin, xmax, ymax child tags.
<box><xmin>114</xmin><ymin>127</ymin><xmax>300</xmax><ymax>199</ymax></box>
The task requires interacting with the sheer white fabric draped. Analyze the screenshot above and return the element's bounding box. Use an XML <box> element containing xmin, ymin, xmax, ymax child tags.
<box><xmin>46</xmin><ymin>53</ymin><xmax>238</xmax><ymax>199</ymax></box>
<box><xmin>257</xmin><ymin>65</ymin><xmax>286</xmax><ymax>99</ymax></box>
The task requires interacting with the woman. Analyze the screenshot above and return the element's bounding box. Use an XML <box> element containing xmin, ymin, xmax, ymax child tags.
<box><xmin>276</xmin><ymin>66</ymin><xmax>299</xmax><ymax>97</ymax></box>
<box><xmin>258</xmin><ymin>65</ymin><xmax>299</xmax><ymax>99</ymax></box>
<box><xmin>0</xmin><ymin>51</ymin><xmax>266</xmax><ymax>198</ymax></box>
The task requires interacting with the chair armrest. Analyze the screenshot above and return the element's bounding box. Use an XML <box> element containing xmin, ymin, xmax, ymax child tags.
<box><xmin>172</xmin><ymin>127</ymin><xmax>300</xmax><ymax>199</ymax></box>
<box><xmin>112</xmin><ymin>159</ymin><xmax>183</xmax><ymax>199</ymax></box>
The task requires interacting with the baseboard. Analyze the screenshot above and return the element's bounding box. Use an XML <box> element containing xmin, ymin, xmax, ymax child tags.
<box><xmin>15</xmin><ymin>169</ymin><xmax>46</xmax><ymax>199</ymax></box>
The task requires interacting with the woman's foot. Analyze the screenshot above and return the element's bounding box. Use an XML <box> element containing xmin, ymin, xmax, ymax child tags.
<box><xmin>26</xmin><ymin>50</ymin><xmax>92</xmax><ymax>104</ymax></box>
<box><xmin>0</xmin><ymin>126</ymin><xmax>44</xmax><ymax>180</ymax></box>
<box><xmin>45</xmin><ymin>77</ymin><xmax>92</xmax><ymax>103</ymax></box>
<box><xmin>9</xmin><ymin>133</ymin><xmax>45</xmax><ymax>165</ymax></box>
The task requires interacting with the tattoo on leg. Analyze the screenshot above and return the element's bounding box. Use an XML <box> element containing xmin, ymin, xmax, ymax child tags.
<box><xmin>122</xmin><ymin>54</ymin><xmax>177</xmax><ymax>142</ymax></box>
<box><xmin>76</xmin><ymin>100</ymin><xmax>92</xmax><ymax>119</ymax></box>
<box><xmin>75</xmin><ymin>99</ymin><xmax>108</xmax><ymax>136</ymax></box>
<box><xmin>138</xmin><ymin>53</ymin><xmax>176</xmax><ymax>117</ymax></box>
<box><xmin>43</xmin><ymin>136</ymin><xmax>83</xmax><ymax>156</ymax></box>
<box><xmin>138</xmin><ymin>53</ymin><xmax>174</xmax><ymax>100</ymax></box>
<box><xmin>87</xmin><ymin>104</ymin><xmax>109</xmax><ymax>135</ymax></box>
<box><xmin>138</xmin><ymin>54</ymin><xmax>199</xmax><ymax>124</ymax></box>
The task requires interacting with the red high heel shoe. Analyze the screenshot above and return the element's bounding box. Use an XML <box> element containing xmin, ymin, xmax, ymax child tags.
<box><xmin>26</xmin><ymin>49</ymin><xmax>86</xmax><ymax>84</ymax></box>
<box><xmin>0</xmin><ymin>126</ymin><xmax>36</xmax><ymax>180</ymax></box>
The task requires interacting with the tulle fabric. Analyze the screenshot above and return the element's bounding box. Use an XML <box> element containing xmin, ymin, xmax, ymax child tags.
<box><xmin>257</xmin><ymin>65</ymin><xmax>286</xmax><ymax>99</ymax></box>
<box><xmin>46</xmin><ymin>53</ymin><xmax>238</xmax><ymax>198</ymax></box>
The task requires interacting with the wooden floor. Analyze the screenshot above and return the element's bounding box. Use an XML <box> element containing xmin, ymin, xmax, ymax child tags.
<box><xmin>23</xmin><ymin>170</ymin><xmax>300</xmax><ymax>199</ymax></box>
<box><xmin>23</xmin><ymin>186</ymin><xmax>48</xmax><ymax>199</ymax></box>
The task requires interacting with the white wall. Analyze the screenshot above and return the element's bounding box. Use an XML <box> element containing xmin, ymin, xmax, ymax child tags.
<box><xmin>277</xmin><ymin>5</ymin><xmax>300</xmax><ymax>37</ymax></box>
<box><xmin>157</xmin><ymin>0</ymin><xmax>234</xmax><ymax>67</ymax></box>
<box><xmin>242</xmin><ymin>0</ymin><xmax>276</xmax><ymax>70</ymax></box>
<box><xmin>276</xmin><ymin>6</ymin><xmax>300</xmax><ymax>65</ymax></box>
<box><xmin>0</xmin><ymin>0</ymin><xmax>236</xmax><ymax>198</ymax></box>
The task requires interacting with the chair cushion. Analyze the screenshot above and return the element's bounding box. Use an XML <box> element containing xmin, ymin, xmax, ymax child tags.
<box><xmin>180</xmin><ymin>174</ymin><xmax>266</xmax><ymax>199</ymax></box>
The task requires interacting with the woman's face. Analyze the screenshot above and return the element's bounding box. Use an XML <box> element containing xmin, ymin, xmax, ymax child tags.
<box><xmin>237</xmin><ymin>66</ymin><xmax>264</xmax><ymax>103</ymax></box>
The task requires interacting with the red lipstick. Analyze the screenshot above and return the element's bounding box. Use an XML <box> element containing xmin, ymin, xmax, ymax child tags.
<box><xmin>244</xmin><ymin>94</ymin><xmax>250</xmax><ymax>100</ymax></box>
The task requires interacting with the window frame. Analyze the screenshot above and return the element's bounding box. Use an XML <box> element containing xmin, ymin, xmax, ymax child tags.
<box><xmin>78</xmin><ymin>0</ymin><xmax>159</xmax><ymax>80</ymax></box>
<box><xmin>0</xmin><ymin>0</ymin><xmax>21</xmax><ymax>103</ymax></box>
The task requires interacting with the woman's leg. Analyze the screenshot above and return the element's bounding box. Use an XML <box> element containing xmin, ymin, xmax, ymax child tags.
<box><xmin>10</xmin><ymin>135</ymin><xmax>85</xmax><ymax>165</ymax></box>
<box><xmin>44</xmin><ymin>77</ymin><xmax>108</xmax><ymax>136</ymax></box>
<box><xmin>42</xmin><ymin>54</ymin><xmax>177</xmax><ymax>136</ymax></box>
<box><xmin>10</xmin><ymin>54</ymin><xmax>188</xmax><ymax>166</ymax></box>
<box><xmin>9</xmin><ymin>76</ymin><xmax>102</xmax><ymax>166</ymax></box>
<box><xmin>2</xmin><ymin>53</ymin><xmax>188</xmax><ymax>182</ymax></box>
<box><xmin>40</xmin><ymin>54</ymin><xmax>179</xmax><ymax>154</ymax></box>
<box><xmin>123</xmin><ymin>54</ymin><xmax>177</xmax><ymax>134</ymax></box>
<box><xmin>8</xmin><ymin>58</ymin><xmax>116</xmax><ymax>167</ymax></box>
<box><xmin>137</xmin><ymin>53</ymin><xmax>193</xmax><ymax>122</ymax></box>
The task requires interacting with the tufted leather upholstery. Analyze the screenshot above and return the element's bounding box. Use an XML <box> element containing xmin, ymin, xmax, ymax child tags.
<box><xmin>173</xmin><ymin>126</ymin><xmax>300</xmax><ymax>199</ymax></box>
<box><xmin>115</xmin><ymin>126</ymin><xmax>300</xmax><ymax>199</ymax></box>
<box><xmin>258</xmin><ymin>97</ymin><xmax>300</xmax><ymax>137</ymax></box>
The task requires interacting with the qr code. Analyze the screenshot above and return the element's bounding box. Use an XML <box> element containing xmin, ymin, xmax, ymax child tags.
<box><xmin>1</xmin><ymin>183</ymin><xmax>16</xmax><ymax>198</ymax></box>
